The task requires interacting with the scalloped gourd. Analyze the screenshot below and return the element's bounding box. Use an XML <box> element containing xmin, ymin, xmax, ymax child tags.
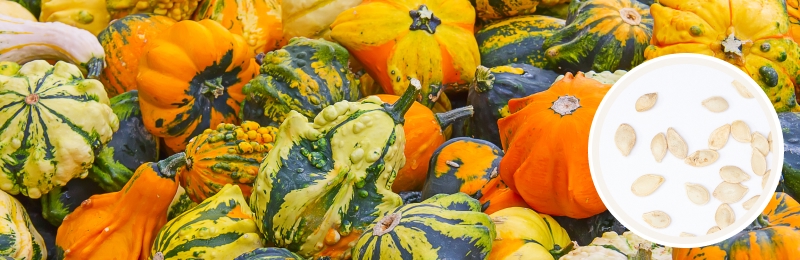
<box><xmin>193</xmin><ymin>0</ymin><xmax>283</xmax><ymax>55</ymax></box>
<box><xmin>249</xmin><ymin>80</ymin><xmax>424</xmax><ymax>259</ymax></box>
<box><xmin>39</xmin><ymin>0</ymin><xmax>111</xmax><ymax>35</ymax></box>
<box><xmin>0</xmin><ymin>189</ymin><xmax>47</xmax><ymax>259</ymax></box>
<box><xmin>0</xmin><ymin>60</ymin><xmax>118</xmax><ymax>199</ymax></box>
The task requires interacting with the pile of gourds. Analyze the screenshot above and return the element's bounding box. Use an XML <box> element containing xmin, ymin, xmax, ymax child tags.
<box><xmin>2</xmin><ymin>0</ymin><xmax>800</xmax><ymax>259</ymax></box>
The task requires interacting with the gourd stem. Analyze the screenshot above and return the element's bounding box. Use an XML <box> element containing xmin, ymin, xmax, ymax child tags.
<box><xmin>156</xmin><ymin>152</ymin><xmax>186</xmax><ymax>179</ymax></box>
<box><xmin>435</xmin><ymin>105</ymin><xmax>474</xmax><ymax>129</ymax></box>
<box><xmin>472</xmin><ymin>66</ymin><xmax>495</xmax><ymax>93</ymax></box>
<box><xmin>384</xmin><ymin>79</ymin><xmax>422</xmax><ymax>124</ymax></box>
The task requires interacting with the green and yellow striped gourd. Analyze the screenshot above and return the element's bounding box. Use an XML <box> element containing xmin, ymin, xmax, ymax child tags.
<box><xmin>0</xmin><ymin>189</ymin><xmax>47</xmax><ymax>259</ymax></box>
<box><xmin>475</xmin><ymin>15</ymin><xmax>565</xmax><ymax>69</ymax></box>
<box><xmin>234</xmin><ymin>247</ymin><xmax>303</xmax><ymax>260</ymax></box>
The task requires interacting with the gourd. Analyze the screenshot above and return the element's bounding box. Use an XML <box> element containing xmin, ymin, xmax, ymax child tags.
<box><xmin>0</xmin><ymin>15</ymin><xmax>106</xmax><ymax>78</ymax></box>
<box><xmin>249</xmin><ymin>80</ymin><xmax>424</xmax><ymax>259</ymax></box>
<box><xmin>543</xmin><ymin>0</ymin><xmax>653</xmax><ymax>74</ymax></box>
<box><xmin>330</xmin><ymin>0</ymin><xmax>479</xmax><ymax>109</ymax></box>
<box><xmin>105</xmin><ymin>0</ymin><xmax>200</xmax><ymax>21</ymax></box>
<box><xmin>40</xmin><ymin>178</ymin><xmax>105</xmax><ymax>226</ymax></box>
<box><xmin>97</xmin><ymin>14</ymin><xmax>176</xmax><ymax>97</ymax></box>
<box><xmin>673</xmin><ymin>192</ymin><xmax>800</xmax><ymax>259</ymax></box>
<box><xmin>0</xmin><ymin>189</ymin><xmax>47</xmax><ymax>260</ymax></box>
<box><xmin>166</xmin><ymin>186</ymin><xmax>196</xmax><ymax>221</ymax></box>
<box><xmin>239</xmin><ymin>37</ymin><xmax>361</xmax><ymax>128</ymax></box>
<box><xmin>565</xmin><ymin>231</ymin><xmax>671</xmax><ymax>260</ymax></box>
<box><xmin>6</xmin><ymin>0</ymin><xmax>40</xmax><ymax>19</ymax></box>
<box><xmin>351</xmin><ymin>193</ymin><xmax>496</xmax><ymax>259</ymax></box>
<box><xmin>789</xmin><ymin>0</ymin><xmax>800</xmax><ymax>42</ymax></box>
<box><xmin>498</xmin><ymin>72</ymin><xmax>610</xmax><ymax>218</ymax></box>
<box><xmin>150</xmin><ymin>184</ymin><xmax>263</xmax><ymax>260</ymax></box>
<box><xmin>0</xmin><ymin>0</ymin><xmax>37</xmax><ymax>21</ymax></box>
<box><xmin>193</xmin><ymin>0</ymin><xmax>283</xmax><ymax>55</ymax></box>
<box><xmin>136</xmin><ymin>19</ymin><xmax>260</xmax><ymax>154</ymax></box>
<box><xmin>555</xmin><ymin>70</ymin><xmax>627</xmax><ymax>85</ymax></box>
<box><xmin>280</xmin><ymin>0</ymin><xmax>364</xmax><ymax>45</ymax></box>
<box><xmin>55</xmin><ymin>153</ymin><xmax>185</xmax><ymax>260</ymax></box>
<box><xmin>489</xmin><ymin>207</ymin><xmax>571</xmax><ymax>260</ymax></box>
<box><xmin>0</xmin><ymin>60</ymin><xmax>118</xmax><ymax>199</ymax></box>
<box><xmin>473</xmin><ymin>0</ymin><xmax>569</xmax><ymax>21</ymax></box>
<box><xmin>552</xmin><ymin>210</ymin><xmax>628</xmax><ymax>247</ymax></box>
<box><xmin>235</xmin><ymin>247</ymin><xmax>303</xmax><ymax>260</ymax></box>
<box><xmin>90</xmin><ymin>90</ymin><xmax>160</xmax><ymax>192</ymax></box>
<box><xmin>467</xmin><ymin>64</ymin><xmax>559</xmax><ymax>147</ymax></box>
<box><xmin>475</xmin><ymin>15</ymin><xmax>565</xmax><ymax>69</ymax></box>
<box><xmin>645</xmin><ymin>0</ymin><xmax>800</xmax><ymax>113</ymax></box>
<box><xmin>39</xmin><ymin>0</ymin><xmax>111</xmax><ymax>35</ymax></box>
<box><xmin>777</xmin><ymin>112</ymin><xmax>800</xmax><ymax>200</ymax></box>
<box><xmin>179</xmin><ymin>121</ymin><xmax>277</xmax><ymax>203</ymax></box>
<box><xmin>375</xmin><ymin>95</ymin><xmax>475</xmax><ymax>192</ymax></box>
<box><xmin>477</xmin><ymin>176</ymin><xmax>529</xmax><ymax>215</ymax></box>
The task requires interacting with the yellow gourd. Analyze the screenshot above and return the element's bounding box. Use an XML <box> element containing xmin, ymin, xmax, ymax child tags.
<box><xmin>40</xmin><ymin>0</ymin><xmax>111</xmax><ymax>35</ymax></box>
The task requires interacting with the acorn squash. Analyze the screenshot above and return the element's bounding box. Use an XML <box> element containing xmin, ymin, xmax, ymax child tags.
<box><xmin>39</xmin><ymin>0</ymin><xmax>111</xmax><ymax>35</ymax></box>
<box><xmin>0</xmin><ymin>60</ymin><xmax>118</xmax><ymax>199</ymax></box>
<box><xmin>235</xmin><ymin>247</ymin><xmax>303</xmax><ymax>260</ymax></box>
<box><xmin>0</xmin><ymin>189</ymin><xmax>47</xmax><ymax>260</ymax></box>
<box><xmin>193</xmin><ymin>0</ymin><xmax>283</xmax><ymax>55</ymax></box>
<box><xmin>475</xmin><ymin>15</ymin><xmax>565</xmax><ymax>70</ymax></box>
<box><xmin>280</xmin><ymin>0</ymin><xmax>364</xmax><ymax>45</ymax></box>
<box><xmin>489</xmin><ymin>207</ymin><xmax>571</xmax><ymax>260</ymax></box>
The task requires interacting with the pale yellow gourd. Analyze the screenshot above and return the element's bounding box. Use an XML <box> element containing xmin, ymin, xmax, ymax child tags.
<box><xmin>0</xmin><ymin>0</ymin><xmax>36</xmax><ymax>21</ymax></box>
<box><xmin>0</xmin><ymin>189</ymin><xmax>48</xmax><ymax>259</ymax></box>
<box><xmin>40</xmin><ymin>0</ymin><xmax>111</xmax><ymax>35</ymax></box>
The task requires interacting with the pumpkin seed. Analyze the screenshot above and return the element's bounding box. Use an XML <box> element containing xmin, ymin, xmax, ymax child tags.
<box><xmin>743</xmin><ymin>195</ymin><xmax>760</xmax><ymax>210</ymax></box>
<box><xmin>631</xmin><ymin>174</ymin><xmax>665</xmax><ymax>197</ymax></box>
<box><xmin>667</xmin><ymin>127</ymin><xmax>688</xmax><ymax>159</ymax></box>
<box><xmin>752</xmin><ymin>132</ymin><xmax>769</xmax><ymax>156</ymax></box>
<box><xmin>763</xmin><ymin>170</ymin><xmax>771</xmax><ymax>189</ymax></box>
<box><xmin>731</xmin><ymin>120</ymin><xmax>752</xmax><ymax>143</ymax></box>
<box><xmin>719</xmin><ymin>166</ymin><xmax>751</xmax><ymax>183</ymax></box>
<box><xmin>684</xmin><ymin>149</ymin><xmax>720</xmax><ymax>167</ymax></box>
<box><xmin>707</xmin><ymin>226</ymin><xmax>721</xmax><ymax>234</ymax></box>
<box><xmin>685</xmin><ymin>183</ymin><xmax>710</xmax><ymax>205</ymax></box>
<box><xmin>702</xmin><ymin>96</ymin><xmax>729</xmax><ymax>112</ymax></box>
<box><xmin>651</xmin><ymin>132</ymin><xmax>667</xmax><ymax>163</ymax></box>
<box><xmin>642</xmin><ymin>210</ymin><xmax>671</xmax><ymax>229</ymax></box>
<box><xmin>635</xmin><ymin>93</ymin><xmax>658</xmax><ymax>112</ymax></box>
<box><xmin>679</xmin><ymin>232</ymin><xmax>696</xmax><ymax>237</ymax></box>
<box><xmin>751</xmin><ymin>149</ymin><xmax>767</xmax><ymax>176</ymax></box>
<box><xmin>732</xmin><ymin>79</ymin><xmax>754</xmax><ymax>99</ymax></box>
<box><xmin>708</xmin><ymin>124</ymin><xmax>731</xmax><ymax>150</ymax></box>
<box><xmin>715</xmin><ymin>203</ymin><xmax>735</xmax><ymax>229</ymax></box>
<box><xmin>712</xmin><ymin>182</ymin><xmax>749</xmax><ymax>203</ymax></box>
<box><xmin>615</xmin><ymin>124</ymin><xmax>636</xmax><ymax>156</ymax></box>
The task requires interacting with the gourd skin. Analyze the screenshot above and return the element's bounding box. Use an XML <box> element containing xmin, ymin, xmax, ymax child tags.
<box><xmin>39</xmin><ymin>0</ymin><xmax>111</xmax><ymax>35</ymax></box>
<box><xmin>234</xmin><ymin>247</ymin><xmax>303</xmax><ymax>260</ymax></box>
<box><xmin>488</xmin><ymin>207</ymin><xmax>570</xmax><ymax>260</ymax></box>
<box><xmin>280</xmin><ymin>0</ymin><xmax>363</xmax><ymax>45</ymax></box>
<box><xmin>0</xmin><ymin>189</ymin><xmax>47</xmax><ymax>260</ymax></box>
<box><xmin>475</xmin><ymin>15</ymin><xmax>565</xmax><ymax>69</ymax></box>
<box><xmin>0</xmin><ymin>0</ymin><xmax>37</xmax><ymax>21</ymax></box>
<box><xmin>422</xmin><ymin>137</ymin><xmax>503</xmax><ymax>200</ymax></box>
<box><xmin>0</xmin><ymin>60</ymin><xmax>118</xmax><ymax>199</ymax></box>
<box><xmin>106</xmin><ymin>0</ymin><xmax>200</xmax><ymax>21</ymax></box>
<box><xmin>193</xmin><ymin>0</ymin><xmax>284</xmax><ymax>55</ymax></box>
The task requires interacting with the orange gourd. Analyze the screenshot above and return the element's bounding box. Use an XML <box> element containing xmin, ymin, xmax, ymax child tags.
<box><xmin>193</xmin><ymin>0</ymin><xmax>284</xmax><ymax>55</ymax></box>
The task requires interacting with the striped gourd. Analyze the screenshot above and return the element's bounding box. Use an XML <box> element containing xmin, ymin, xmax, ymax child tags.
<box><xmin>0</xmin><ymin>60</ymin><xmax>119</xmax><ymax>199</ymax></box>
<box><xmin>352</xmin><ymin>193</ymin><xmax>496</xmax><ymax>259</ymax></box>
<box><xmin>0</xmin><ymin>189</ymin><xmax>47</xmax><ymax>259</ymax></box>
<box><xmin>234</xmin><ymin>247</ymin><xmax>303</xmax><ymax>260</ymax></box>
<box><xmin>488</xmin><ymin>207</ymin><xmax>572</xmax><ymax>259</ymax></box>
<box><xmin>475</xmin><ymin>15</ymin><xmax>565</xmax><ymax>70</ymax></box>
<box><xmin>166</xmin><ymin>186</ymin><xmax>197</xmax><ymax>221</ymax></box>
<box><xmin>150</xmin><ymin>184</ymin><xmax>263</xmax><ymax>260</ymax></box>
<box><xmin>249</xmin><ymin>81</ymin><xmax>424</xmax><ymax>259</ymax></box>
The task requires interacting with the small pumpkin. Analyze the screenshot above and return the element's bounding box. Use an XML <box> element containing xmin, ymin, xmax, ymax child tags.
<box><xmin>193</xmin><ymin>0</ymin><xmax>284</xmax><ymax>55</ymax></box>
<box><xmin>40</xmin><ymin>178</ymin><xmax>105</xmax><ymax>227</ymax></box>
<box><xmin>137</xmin><ymin>19</ymin><xmax>260</xmax><ymax>154</ymax></box>
<box><xmin>0</xmin><ymin>60</ymin><xmax>118</xmax><ymax>199</ymax></box>
<box><xmin>39</xmin><ymin>0</ymin><xmax>111</xmax><ymax>35</ymax></box>
<box><xmin>489</xmin><ymin>207</ymin><xmax>571</xmax><ymax>260</ymax></box>
<box><xmin>475</xmin><ymin>15</ymin><xmax>565</xmax><ymax>70</ymax></box>
<box><xmin>498</xmin><ymin>72</ymin><xmax>610</xmax><ymax>219</ymax></box>
<box><xmin>97</xmin><ymin>14</ymin><xmax>176</xmax><ymax>97</ymax></box>
<box><xmin>234</xmin><ymin>247</ymin><xmax>303</xmax><ymax>260</ymax></box>
<box><xmin>150</xmin><ymin>184</ymin><xmax>263</xmax><ymax>260</ymax></box>
<box><xmin>330</xmin><ymin>0</ymin><xmax>479</xmax><ymax>109</ymax></box>
<box><xmin>0</xmin><ymin>189</ymin><xmax>47</xmax><ymax>260</ymax></box>
<box><xmin>280</xmin><ymin>0</ymin><xmax>364</xmax><ymax>45</ymax></box>
<box><xmin>105</xmin><ymin>0</ymin><xmax>200</xmax><ymax>21</ymax></box>
<box><xmin>0</xmin><ymin>0</ymin><xmax>37</xmax><ymax>21</ymax></box>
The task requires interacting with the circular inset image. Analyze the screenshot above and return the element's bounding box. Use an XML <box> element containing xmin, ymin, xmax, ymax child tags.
<box><xmin>588</xmin><ymin>53</ymin><xmax>784</xmax><ymax>248</ymax></box>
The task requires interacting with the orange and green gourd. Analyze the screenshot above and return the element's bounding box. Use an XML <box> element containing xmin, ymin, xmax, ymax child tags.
<box><xmin>234</xmin><ymin>247</ymin><xmax>304</xmax><ymax>260</ymax></box>
<box><xmin>0</xmin><ymin>189</ymin><xmax>47</xmax><ymax>260</ymax></box>
<box><xmin>105</xmin><ymin>0</ymin><xmax>200</xmax><ymax>21</ymax></box>
<box><xmin>193</xmin><ymin>0</ymin><xmax>284</xmax><ymax>56</ymax></box>
<box><xmin>645</xmin><ymin>0</ymin><xmax>800</xmax><ymax>113</ymax></box>
<box><xmin>179</xmin><ymin>121</ymin><xmax>277</xmax><ymax>203</ymax></box>
<box><xmin>39</xmin><ymin>0</ymin><xmax>111</xmax><ymax>35</ymax></box>
<box><xmin>488</xmin><ymin>207</ymin><xmax>572</xmax><ymax>260</ymax></box>
<box><xmin>249</xmin><ymin>80</ymin><xmax>425</xmax><ymax>259</ymax></box>
<box><xmin>330</xmin><ymin>0</ymin><xmax>479</xmax><ymax>109</ymax></box>
<box><xmin>475</xmin><ymin>15</ymin><xmax>565</xmax><ymax>70</ymax></box>
<box><xmin>136</xmin><ymin>19</ymin><xmax>259</xmax><ymax>154</ymax></box>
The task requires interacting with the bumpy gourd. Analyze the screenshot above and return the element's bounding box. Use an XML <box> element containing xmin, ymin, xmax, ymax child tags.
<box><xmin>0</xmin><ymin>189</ymin><xmax>47</xmax><ymax>260</ymax></box>
<box><xmin>352</xmin><ymin>193</ymin><xmax>496</xmax><ymax>259</ymax></box>
<box><xmin>105</xmin><ymin>0</ymin><xmax>200</xmax><ymax>21</ymax></box>
<box><xmin>193</xmin><ymin>0</ymin><xmax>283</xmax><ymax>55</ymax></box>
<box><xmin>475</xmin><ymin>15</ymin><xmax>565</xmax><ymax>69</ymax></box>
<box><xmin>0</xmin><ymin>60</ymin><xmax>118</xmax><ymax>199</ymax></box>
<box><xmin>249</xmin><ymin>80</ymin><xmax>424</xmax><ymax>259</ymax></box>
<box><xmin>180</xmin><ymin>121</ymin><xmax>277</xmax><ymax>203</ymax></box>
<box><xmin>39</xmin><ymin>0</ymin><xmax>111</xmax><ymax>35</ymax></box>
<box><xmin>234</xmin><ymin>247</ymin><xmax>303</xmax><ymax>260</ymax></box>
<box><xmin>150</xmin><ymin>184</ymin><xmax>263</xmax><ymax>260</ymax></box>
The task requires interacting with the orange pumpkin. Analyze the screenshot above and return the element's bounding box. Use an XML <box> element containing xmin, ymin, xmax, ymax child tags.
<box><xmin>498</xmin><ymin>72</ymin><xmax>610</xmax><ymax>219</ymax></box>
<box><xmin>193</xmin><ymin>0</ymin><xmax>284</xmax><ymax>55</ymax></box>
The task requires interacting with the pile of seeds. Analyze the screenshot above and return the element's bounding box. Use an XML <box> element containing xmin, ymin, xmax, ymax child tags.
<box><xmin>613</xmin><ymin>79</ymin><xmax>772</xmax><ymax>237</ymax></box>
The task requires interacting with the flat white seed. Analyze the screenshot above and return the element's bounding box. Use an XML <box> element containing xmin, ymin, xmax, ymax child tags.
<box><xmin>702</xmin><ymin>96</ymin><xmax>729</xmax><ymax>112</ymax></box>
<box><xmin>631</xmin><ymin>174</ymin><xmax>665</xmax><ymax>197</ymax></box>
<box><xmin>642</xmin><ymin>210</ymin><xmax>671</xmax><ymax>229</ymax></box>
<box><xmin>707</xmin><ymin>226</ymin><xmax>721</xmax><ymax>234</ymax></box>
<box><xmin>713</xmin><ymin>182</ymin><xmax>749</xmax><ymax>203</ymax></box>
<box><xmin>635</xmin><ymin>93</ymin><xmax>658</xmax><ymax>112</ymax></box>
<box><xmin>684</xmin><ymin>149</ymin><xmax>720</xmax><ymax>167</ymax></box>
<box><xmin>732</xmin><ymin>79</ymin><xmax>754</xmax><ymax>98</ymax></box>
<box><xmin>708</xmin><ymin>124</ymin><xmax>731</xmax><ymax>150</ymax></box>
<box><xmin>680</xmin><ymin>232</ymin><xmax>696</xmax><ymax>237</ymax></box>
<box><xmin>685</xmin><ymin>183</ymin><xmax>710</xmax><ymax>205</ymax></box>
<box><xmin>731</xmin><ymin>120</ymin><xmax>752</xmax><ymax>143</ymax></box>
<box><xmin>667</xmin><ymin>127</ymin><xmax>688</xmax><ymax>159</ymax></box>
<box><xmin>715</xmin><ymin>203</ymin><xmax>735</xmax><ymax>229</ymax></box>
<box><xmin>719</xmin><ymin>166</ymin><xmax>751</xmax><ymax>183</ymax></box>
<box><xmin>768</xmin><ymin>132</ymin><xmax>773</xmax><ymax>152</ymax></box>
<box><xmin>743</xmin><ymin>195</ymin><xmax>760</xmax><ymax>210</ymax></box>
<box><xmin>651</xmin><ymin>132</ymin><xmax>667</xmax><ymax>163</ymax></box>
<box><xmin>751</xmin><ymin>149</ymin><xmax>767</xmax><ymax>176</ymax></box>
<box><xmin>752</xmin><ymin>132</ymin><xmax>769</xmax><ymax>156</ymax></box>
<box><xmin>615</xmin><ymin>124</ymin><xmax>636</xmax><ymax>156</ymax></box>
<box><xmin>763</xmin><ymin>170</ymin><xmax>771</xmax><ymax>189</ymax></box>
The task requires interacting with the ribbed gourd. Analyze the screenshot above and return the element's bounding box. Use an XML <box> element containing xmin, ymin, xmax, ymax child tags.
<box><xmin>351</xmin><ymin>192</ymin><xmax>496</xmax><ymax>259</ymax></box>
<box><xmin>467</xmin><ymin>64</ymin><xmax>558</xmax><ymax>147</ymax></box>
<box><xmin>234</xmin><ymin>247</ymin><xmax>304</xmax><ymax>260</ymax></box>
<box><xmin>249</xmin><ymin>80</ymin><xmax>424</xmax><ymax>259</ymax></box>
<box><xmin>475</xmin><ymin>15</ymin><xmax>565</xmax><ymax>69</ymax></box>
<box><xmin>0</xmin><ymin>189</ymin><xmax>47</xmax><ymax>260</ymax></box>
<box><xmin>179</xmin><ymin>121</ymin><xmax>277</xmax><ymax>203</ymax></box>
<box><xmin>193</xmin><ymin>0</ymin><xmax>284</xmax><ymax>55</ymax></box>
<box><xmin>0</xmin><ymin>60</ymin><xmax>118</xmax><ymax>199</ymax></box>
<box><xmin>39</xmin><ymin>0</ymin><xmax>111</xmax><ymax>35</ymax></box>
<box><xmin>150</xmin><ymin>184</ymin><xmax>263</xmax><ymax>260</ymax></box>
<box><xmin>240</xmin><ymin>37</ymin><xmax>361</xmax><ymax>128</ymax></box>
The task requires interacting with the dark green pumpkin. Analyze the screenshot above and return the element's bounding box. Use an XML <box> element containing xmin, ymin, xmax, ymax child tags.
<box><xmin>89</xmin><ymin>90</ymin><xmax>160</xmax><ymax>192</ymax></box>
<box><xmin>239</xmin><ymin>37</ymin><xmax>362</xmax><ymax>128</ymax></box>
<box><xmin>475</xmin><ymin>15</ymin><xmax>565</xmax><ymax>69</ymax></box>
<box><xmin>778</xmin><ymin>112</ymin><xmax>800</xmax><ymax>200</ymax></box>
<box><xmin>234</xmin><ymin>248</ymin><xmax>304</xmax><ymax>260</ymax></box>
<box><xmin>466</xmin><ymin>64</ymin><xmax>558</xmax><ymax>147</ymax></box>
<box><xmin>40</xmin><ymin>178</ymin><xmax>106</xmax><ymax>226</ymax></box>
<box><xmin>421</xmin><ymin>137</ymin><xmax>504</xmax><ymax>200</ymax></box>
